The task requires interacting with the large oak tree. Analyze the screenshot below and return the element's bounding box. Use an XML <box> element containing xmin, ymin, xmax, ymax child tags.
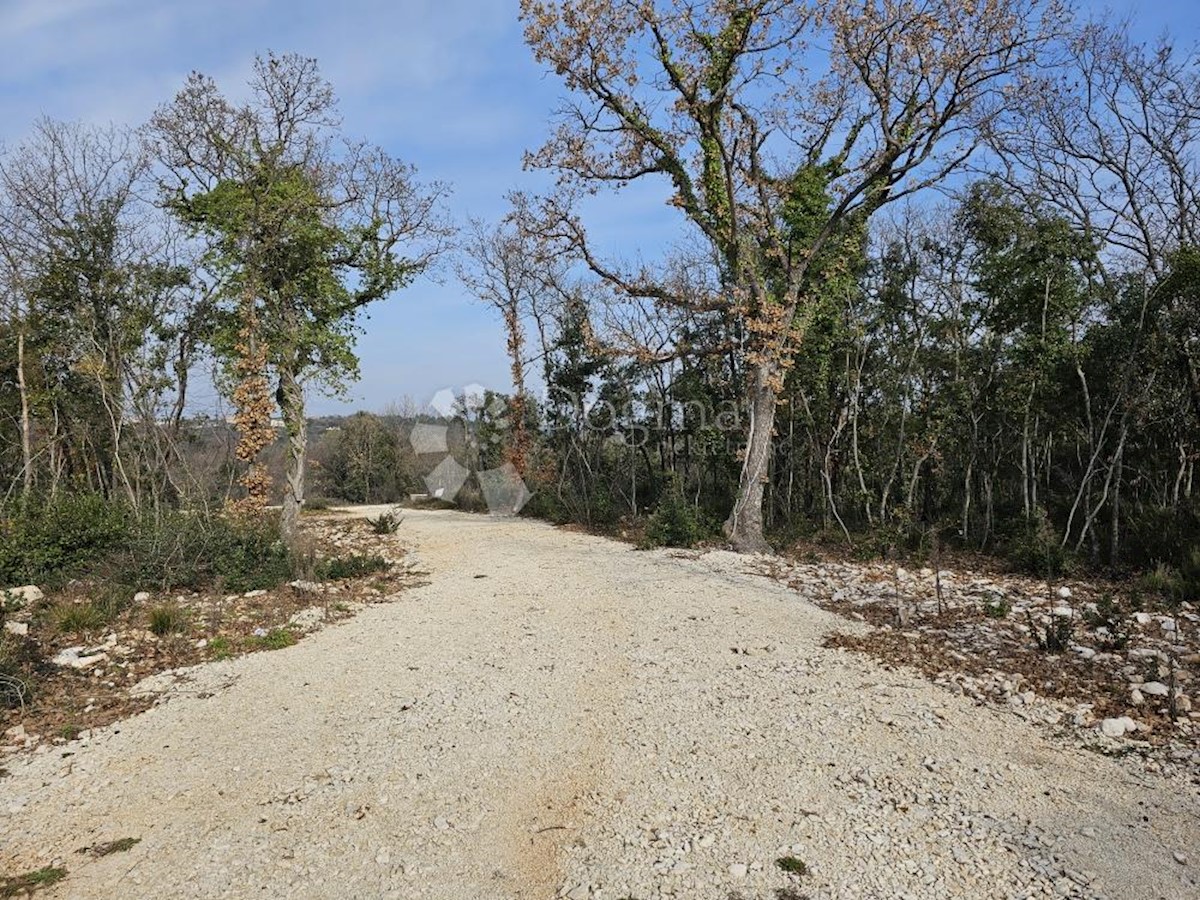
<box><xmin>521</xmin><ymin>0</ymin><xmax>1064</xmax><ymax>551</ymax></box>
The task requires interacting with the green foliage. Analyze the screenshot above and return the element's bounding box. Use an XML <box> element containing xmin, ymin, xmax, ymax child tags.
<box><xmin>643</xmin><ymin>479</ymin><xmax>707</xmax><ymax>548</ymax></box>
<box><xmin>997</xmin><ymin>515</ymin><xmax>1074</xmax><ymax>578</ymax></box>
<box><xmin>366</xmin><ymin>510</ymin><xmax>402</xmax><ymax>534</ymax></box>
<box><xmin>317</xmin><ymin>554</ymin><xmax>390</xmax><ymax>581</ymax></box>
<box><xmin>207</xmin><ymin>636</ymin><xmax>234</xmax><ymax>660</ymax></box>
<box><xmin>112</xmin><ymin>510</ymin><xmax>292</xmax><ymax>594</ymax></box>
<box><xmin>1083</xmin><ymin>594</ymin><xmax>1130</xmax><ymax>650</ymax></box>
<box><xmin>0</xmin><ymin>866</ymin><xmax>68</xmax><ymax>898</ymax></box>
<box><xmin>211</xmin><ymin>520</ymin><xmax>293</xmax><ymax>592</ymax></box>
<box><xmin>54</xmin><ymin>602</ymin><xmax>110</xmax><ymax>634</ymax></box>
<box><xmin>147</xmin><ymin>603</ymin><xmax>188</xmax><ymax>637</ymax></box>
<box><xmin>1139</xmin><ymin>552</ymin><xmax>1200</xmax><ymax>606</ymax></box>
<box><xmin>984</xmin><ymin>598</ymin><xmax>1011</xmax><ymax>619</ymax></box>
<box><xmin>776</xmin><ymin>856</ymin><xmax>808</xmax><ymax>876</ymax></box>
<box><xmin>0</xmin><ymin>494</ymin><xmax>129</xmax><ymax>587</ymax></box>
<box><xmin>248</xmin><ymin>627</ymin><xmax>297</xmax><ymax>651</ymax></box>
<box><xmin>81</xmin><ymin>837</ymin><xmax>140</xmax><ymax>857</ymax></box>
<box><xmin>315</xmin><ymin>413</ymin><xmax>415</xmax><ymax>504</ymax></box>
<box><xmin>1027</xmin><ymin>611</ymin><xmax>1073</xmax><ymax>654</ymax></box>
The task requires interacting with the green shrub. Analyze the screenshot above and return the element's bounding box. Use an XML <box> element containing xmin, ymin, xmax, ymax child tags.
<box><xmin>983</xmin><ymin>598</ymin><xmax>1011</xmax><ymax>619</ymax></box>
<box><xmin>1027</xmin><ymin>611</ymin><xmax>1072</xmax><ymax>653</ymax></box>
<box><xmin>366</xmin><ymin>510</ymin><xmax>402</xmax><ymax>534</ymax></box>
<box><xmin>114</xmin><ymin>511</ymin><xmax>292</xmax><ymax>594</ymax></box>
<box><xmin>248</xmin><ymin>627</ymin><xmax>296</xmax><ymax>651</ymax></box>
<box><xmin>212</xmin><ymin>518</ymin><xmax>293</xmax><ymax>592</ymax></box>
<box><xmin>303</xmin><ymin>496</ymin><xmax>333</xmax><ymax>511</ymax></box>
<box><xmin>998</xmin><ymin>514</ymin><xmax>1074</xmax><ymax>578</ymax></box>
<box><xmin>0</xmin><ymin>866</ymin><xmax>67</xmax><ymax>898</ymax></box>
<box><xmin>147</xmin><ymin>603</ymin><xmax>188</xmax><ymax>636</ymax></box>
<box><xmin>642</xmin><ymin>479</ymin><xmax>706</xmax><ymax>548</ymax></box>
<box><xmin>0</xmin><ymin>494</ymin><xmax>129</xmax><ymax>587</ymax></box>
<box><xmin>55</xmin><ymin>601</ymin><xmax>109</xmax><ymax>634</ymax></box>
<box><xmin>317</xmin><ymin>554</ymin><xmax>390</xmax><ymax>580</ymax></box>
<box><xmin>776</xmin><ymin>856</ymin><xmax>808</xmax><ymax>875</ymax></box>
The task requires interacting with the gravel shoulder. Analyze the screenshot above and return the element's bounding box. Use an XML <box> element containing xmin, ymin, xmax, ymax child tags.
<box><xmin>2</xmin><ymin>508</ymin><xmax>1197</xmax><ymax>899</ymax></box>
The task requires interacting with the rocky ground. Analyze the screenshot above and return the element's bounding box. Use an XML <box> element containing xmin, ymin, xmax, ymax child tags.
<box><xmin>1</xmin><ymin>508</ymin><xmax>1197</xmax><ymax>899</ymax></box>
<box><xmin>1</xmin><ymin>511</ymin><xmax>420</xmax><ymax>753</ymax></box>
<box><xmin>750</xmin><ymin>556</ymin><xmax>1200</xmax><ymax>783</ymax></box>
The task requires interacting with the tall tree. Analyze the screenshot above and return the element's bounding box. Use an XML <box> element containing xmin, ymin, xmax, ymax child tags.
<box><xmin>151</xmin><ymin>53</ymin><xmax>451</xmax><ymax>542</ymax></box>
<box><xmin>520</xmin><ymin>0</ymin><xmax>1064</xmax><ymax>551</ymax></box>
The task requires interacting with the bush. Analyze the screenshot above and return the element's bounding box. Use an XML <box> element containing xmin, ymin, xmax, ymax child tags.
<box><xmin>1140</xmin><ymin>550</ymin><xmax>1200</xmax><ymax>606</ymax></box>
<box><xmin>211</xmin><ymin>518</ymin><xmax>293</xmax><ymax>592</ymax></box>
<box><xmin>366</xmin><ymin>510</ymin><xmax>402</xmax><ymax>534</ymax></box>
<box><xmin>248</xmin><ymin>627</ymin><xmax>296</xmax><ymax>651</ymax></box>
<box><xmin>54</xmin><ymin>601</ymin><xmax>109</xmax><ymax>634</ymax></box>
<box><xmin>317</xmin><ymin>554</ymin><xmax>390</xmax><ymax>580</ymax></box>
<box><xmin>0</xmin><ymin>494</ymin><xmax>129</xmax><ymax>587</ymax></box>
<box><xmin>643</xmin><ymin>480</ymin><xmax>706</xmax><ymax>548</ymax></box>
<box><xmin>114</xmin><ymin>511</ymin><xmax>292</xmax><ymax>594</ymax></box>
<box><xmin>1027</xmin><ymin>611</ymin><xmax>1072</xmax><ymax>653</ymax></box>
<box><xmin>997</xmin><ymin>514</ymin><xmax>1074</xmax><ymax>578</ymax></box>
<box><xmin>147</xmin><ymin>603</ymin><xmax>188</xmax><ymax>636</ymax></box>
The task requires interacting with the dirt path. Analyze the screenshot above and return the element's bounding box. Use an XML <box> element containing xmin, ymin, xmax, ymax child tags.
<box><xmin>2</xmin><ymin>509</ymin><xmax>1197</xmax><ymax>899</ymax></box>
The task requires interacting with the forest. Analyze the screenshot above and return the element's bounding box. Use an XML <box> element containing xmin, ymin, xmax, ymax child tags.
<box><xmin>2</xmin><ymin>0</ymin><xmax>1198</xmax><ymax>603</ymax></box>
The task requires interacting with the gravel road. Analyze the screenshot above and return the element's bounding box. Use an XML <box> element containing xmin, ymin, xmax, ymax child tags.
<box><xmin>2</xmin><ymin>508</ymin><xmax>1197</xmax><ymax>899</ymax></box>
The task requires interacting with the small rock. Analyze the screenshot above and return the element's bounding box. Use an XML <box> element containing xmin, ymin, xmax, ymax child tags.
<box><xmin>1130</xmin><ymin>688</ymin><xmax>1144</xmax><ymax>705</ymax></box>
<box><xmin>1141</xmin><ymin>682</ymin><xmax>1170</xmax><ymax>697</ymax></box>
<box><xmin>728</xmin><ymin>863</ymin><xmax>748</xmax><ymax>878</ymax></box>
<box><xmin>1</xmin><ymin>585</ymin><xmax>43</xmax><ymax>607</ymax></box>
<box><xmin>1100</xmin><ymin>717</ymin><xmax>1138</xmax><ymax>738</ymax></box>
<box><xmin>4</xmin><ymin>621</ymin><xmax>28</xmax><ymax>636</ymax></box>
<box><xmin>1134</xmin><ymin>612</ymin><xmax>1152</xmax><ymax>625</ymax></box>
<box><xmin>133</xmin><ymin>591</ymin><xmax>151</xmax><ymax>603</ymax></box>
<box><xmin>50</xmin><ymin>647</ymin><xmax>107</xmax><ymax>669</ymax></box>
<box><xmin>1174</xmin><ymin>852</ymin><xmax>1188</xmax><ymax>865</ymax></box>
<box><xmin>1056</xmin><ymin>586</ymin><xmax>1072</xmax><ymax>599</ymax></box>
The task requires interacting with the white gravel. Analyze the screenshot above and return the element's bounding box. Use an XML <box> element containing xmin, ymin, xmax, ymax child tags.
<box><xmin>2</xmin><ymin>508</ymin><xmax>1197</xmax><ymax>899</ymax></box>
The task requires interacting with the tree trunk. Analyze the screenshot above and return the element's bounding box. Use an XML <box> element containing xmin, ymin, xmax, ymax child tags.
<box><xmin>278</xmin><ymin>367</ymin><xmax>307</xmax><ymax>547</ymax></box>
<box><xmin>17</xmin><ymin>329</ymin><xmax>33</xmax><ymax>498</ymax></box>
<box><xmin>724</xmin><ymin>360</ymin><xmax>777</xmax><ymax>553</ymax></box>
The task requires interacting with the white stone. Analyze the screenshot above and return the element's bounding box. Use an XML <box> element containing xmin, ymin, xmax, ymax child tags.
<box><xmin>1056</xmin><ymin>586</ymin><xmax>1072</xmax><ymax>599</ymax></box>
<box><xmin>1141</xmin><ymin>681</ymin><xmax>1170</xmax><ymax>697</ymax></box>
<box><xmin>51</xmin><ymin>647</ymin><xmax>107</xmax><ymax>669</ymax></box>
<box><xmin>1134</xmin><ymin>612</ymin><xmax>1152</xmax><ymax>625</ymax></box>
<box><xmin>133</xmin><ymin>591</ymin><xmax>151</xmax><ymax>603</ymax></box>
<box><xmin>728</xmin><ymin>863</ymin><xmax>748</xmax><ymax>878</ymax></box>
<box><xmin>1100</xmin><ymin>718</ymin><xmax>1134</xmax><ymax>738</ymax></box>
<box><xmin>4</xmin><ymin>621</ymin><xmax>28</xmax><ymax>636</ymax></box>
<box><xmin>1129</xmin><ymin>688</ymin><xmax>1144</xmax><ymax>705</ymax></box>
<box><xmin>1051</xmin><ymin>606</ymin><xmax>1073</xmax><ymax>618</ymax></box>
<box><xmin>1</xmin><ymin>585</ymin><xmax>43</xmax><ymax>607</ymax></box>
<box><xmin>1160</xmin><ymin>618</ymin><xmax>1177</xmax><ymax>633</ymax></box>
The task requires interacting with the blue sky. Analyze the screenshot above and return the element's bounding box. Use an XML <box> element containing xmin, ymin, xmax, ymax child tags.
<box><xmin>1</xmin><ymin>0</ymin><xmax>1197</xmax><ymax>414</ymax></box>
